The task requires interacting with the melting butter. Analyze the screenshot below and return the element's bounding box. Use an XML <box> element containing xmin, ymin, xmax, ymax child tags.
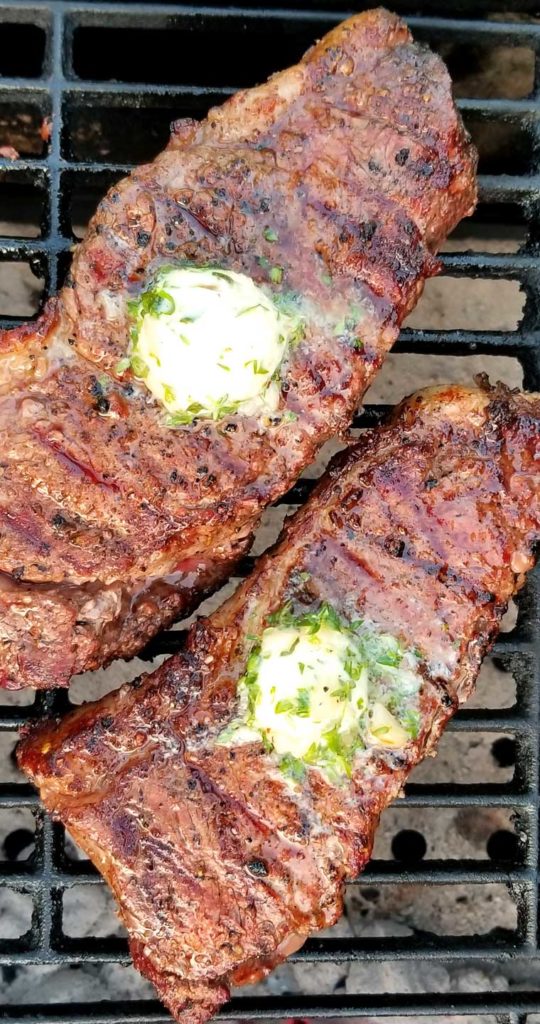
<box><xmin>124</xmin><ymin>266</ymin><xmax>301</xmax><ymax>423</ymax></box>
<box><xmin>219</xmin><ymin>602</ymin><xmax>423</xmax><ymax>785</ymax></box>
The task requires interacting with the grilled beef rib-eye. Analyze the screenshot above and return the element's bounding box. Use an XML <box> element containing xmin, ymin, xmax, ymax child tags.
<box><xmin>19</xmin><ymin>381</ymin><xmax>540</xmax><ymax>1024</ymax></box>
<box><xmin>0</xmin><ymin>8</ymin><xmax>475</xmax><ymax>689</ymax></box>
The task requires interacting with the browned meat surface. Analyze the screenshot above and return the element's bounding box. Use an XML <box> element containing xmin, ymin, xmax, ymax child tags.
<box><xmin>0</xmin><ymin>8</ymin><xmax>476</xmax><ymax>689</ymax></box>
<box><xmin>19</xmin><ymin>380</ymin><xmax>540</xmax><ymax>1024</ymax></box>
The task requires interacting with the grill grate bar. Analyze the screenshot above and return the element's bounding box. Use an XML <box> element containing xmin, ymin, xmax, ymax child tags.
<box><xmin>29</xmin><ymin>814</ymin><xmax>56</xmax><ymax>956</ymax></box>
<box><xmin>519</xmin><ymin>572</ymin><xmax>540</xmax><ymax>949</ymax></box>
<box><xmin>34</xmin><ymin>3</ymin><xmax>540</xmax><ymax>43</ymax></box>
<box><xmin>0</xmin><ymin>74</ymin><xmax>538</xmax><ymax>119</ymax></box>
<box><xmin>2</xmin><ymin>991</ymin><xmax>540</xmax><ymax>1023</ymax></box>
<box><xmin>0</xmin><ymin>165</ymin><xmax>536</xmax><ymax>204</ymax></box>
<box><xmin>0</xmin><ymin>935</ymin><xmax>536</xmax><ymax>967</ymax></box>
<box><xmin>395</xmin><ymin>329</ymin><xmax>540</xmax><ymax>354</ymax></box>
<box><xmin>1</xmin><ymin>239</ymin><xmax>537</xmax><ymax>277</ymax></box>
<box><xmin>1</xmin><ymin>863</ymin><xmax>535</xmax><ymax>890</ymax></box>
<box><xmin>0</xmin><ymin>786</ymin><xmax>532</xmax><ymax>809</ymax></box>
<box><xmin>2</xmin><ymin>708</ymin><xmax>533</xmax><ymax>732</ymax></box>
<box><xmin>0</xmin><ymin>321</ymin><xmax>537</xmax><ymax>361</ymax></box>
<box><xmin>1</xmin><ymin>707</ymin><xmax>527</xmax><ymax>735</ymax></box>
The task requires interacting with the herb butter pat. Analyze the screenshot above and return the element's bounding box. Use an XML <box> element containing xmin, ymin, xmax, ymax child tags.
<box><xmin>254</xmin><ymin>625</ymin><xmax>363</xmax><ymax>759</ymax></box>
<box><xmin>126</xmin><ymin>266</ymin><xmax>298</xmax><ymax>423</ymax></box>
<box><xmin>220</xmin><ymin>602</ymin><xmax>423</xmax><ymax>784</ymax></box>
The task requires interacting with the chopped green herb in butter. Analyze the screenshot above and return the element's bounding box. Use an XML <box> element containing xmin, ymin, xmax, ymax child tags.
<box><xmin>219</xmin><ymin>601</ymin><xmax>423</xmax><ymax>785</ymax></box>
<box><xmin>121</xmin><ymin>265</ymin><xmax>305</xmax><ymax>424</ymax></box>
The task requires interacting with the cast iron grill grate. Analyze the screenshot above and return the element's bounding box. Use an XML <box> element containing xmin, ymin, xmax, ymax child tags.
<box><xmin>0</xmin><ymin>1</ymin><xmax>540</xmax><ymax>1022</ymax></box>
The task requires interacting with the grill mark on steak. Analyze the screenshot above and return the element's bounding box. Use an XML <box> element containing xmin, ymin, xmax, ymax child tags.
<box><xmin>18</xmin><ymin>380</ymin><xmax>540</xmax><ymax>1022</ymax></box>
<box><xmin>34</xmin><ymin>429</ymin><xmax>122</xmax><ymax>493</ymax></box>
<box><xmin>0</xmin><ymin>9</ymin><xmax>476</xmax><ymax>687</ymax></box>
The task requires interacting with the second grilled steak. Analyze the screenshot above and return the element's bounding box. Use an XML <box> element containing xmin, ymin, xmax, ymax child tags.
<box><xmin>0</xmin><ymin>8</ymin><xmax>475</xmax><ymax>688</ymax></box>
<box><xmin>19</xmin><ymin>380</ymin><xmax>540</xmax><ymax>1023</ymax></box>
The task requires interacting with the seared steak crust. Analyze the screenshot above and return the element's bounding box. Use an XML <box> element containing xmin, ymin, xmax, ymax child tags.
<box><xmin>0</xmin><ymin>8</ymin><xmax>475</xmax><ymax>688</ymax></box>
<box><xmin>19</xmin><ymin>381</ymin><xmax>540</xmax><ymax>1023</ymax></box>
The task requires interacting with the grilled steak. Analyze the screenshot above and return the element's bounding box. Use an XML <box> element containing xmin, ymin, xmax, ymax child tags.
<box><xmin>19</xmin><ymin>380</ymin><xmax>540</xmax><ymax>1023</ymax></box>
<box><xmin>0</xmin><ymin>8</ymin><xmax>475</xmax><ymax>689</ymax></box>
